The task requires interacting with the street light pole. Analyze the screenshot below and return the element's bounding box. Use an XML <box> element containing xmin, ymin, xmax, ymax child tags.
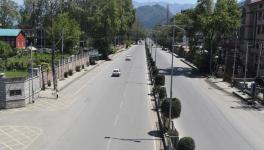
<box><xmin>169</xmin><ymin>18</ymin><xmax>176</xmax><ymax>129</ymax></box>
<box><xmin>232</xmin><ymin>31</ymin><xmax>238</xmax><ymax>85</ymax></box>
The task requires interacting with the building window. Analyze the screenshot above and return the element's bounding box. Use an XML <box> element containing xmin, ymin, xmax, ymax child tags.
<box><xmin>9</xmin><ymin>90</ymin><xmax>22</xmax><ymax>96</ymax></box>
<box><xmin>262</xmin><ymin>26</ymin><xmax>264</xmax><ymax>34</ymax></box>
<box><xmin>260</xmin><ymin>4</ymin><xmax>263</xmax><ymax>8</ymax></box>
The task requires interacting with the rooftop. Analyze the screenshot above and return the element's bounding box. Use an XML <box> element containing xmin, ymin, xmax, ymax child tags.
<box><xmin>0</xmin><ymin>29</ymin><xmax>22</xmax><ymax>37</ymax></box>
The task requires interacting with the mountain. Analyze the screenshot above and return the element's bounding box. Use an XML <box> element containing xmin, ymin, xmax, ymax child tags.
<box><xmin>132</xmin><ymin>1</ymin><xmax>195</xmax><ymax>15</ymax></box>
<box><xmin>135</xmin><ymin>4</ymin><xmax>172</xmax><ymax>29</ymax></box>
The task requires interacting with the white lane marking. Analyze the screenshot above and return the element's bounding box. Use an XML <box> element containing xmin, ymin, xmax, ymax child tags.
<box><xmin>106</xmin><ymin>138</ymin><xmax>112</xmax><ymax>150</ymax></box>
<box><xmin>119</xmin><ymin>101</ymin><xmax>124</xmax><ymax>109</ymax></box>
<box><xmin>114</xmin><ymin>115</ymin><xmax>119</xmax><ymax>126</ymax></box>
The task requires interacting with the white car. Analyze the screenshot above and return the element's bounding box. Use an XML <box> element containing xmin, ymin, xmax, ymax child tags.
<box><xmin>112</xmin><ymin>69</ymin><xmax>121</xmax><ymax>77</ymax></box>
<box><xmin>125</xmin><ymin>55</ymin><xmax>132</xmax><ymax>61</ymax></box>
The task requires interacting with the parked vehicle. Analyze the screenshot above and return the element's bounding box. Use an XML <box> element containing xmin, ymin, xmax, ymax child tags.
<box><xmin>112</xmin><ymin>68</ymin><xmax>121</xmax><ymax>77</ymax></box>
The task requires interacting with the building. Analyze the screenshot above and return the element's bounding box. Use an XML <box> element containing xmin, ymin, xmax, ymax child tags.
<box><xmin>240</xmin><ymin>0</ymin><xmax>264</xmax><ymax>77</ymax></box>
<box><xmin>0</xmin><ymin>29</ymin><xmax>26</xmax><ymax>49</ymax></box>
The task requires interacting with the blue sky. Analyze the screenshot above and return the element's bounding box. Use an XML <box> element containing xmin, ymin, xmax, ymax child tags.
<box><xmin>14</xmin><ymin>0</ymin><xmax>198</xmax><ymax>5</ymax></box>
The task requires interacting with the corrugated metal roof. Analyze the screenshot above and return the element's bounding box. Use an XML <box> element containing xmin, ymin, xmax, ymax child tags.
<box><xmin>0</xmin><ymin>29</ymin><xmax>21</xmax><ymax>37</ymax></box>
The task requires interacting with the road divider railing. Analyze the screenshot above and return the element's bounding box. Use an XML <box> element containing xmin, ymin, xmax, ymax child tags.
<box><xmin>145</xmin><ymin>41</ymin><xmax>196</xmax><ymax>150</ymax></box>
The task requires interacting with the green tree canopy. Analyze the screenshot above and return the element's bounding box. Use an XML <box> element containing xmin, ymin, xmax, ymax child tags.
<box><xmin>49</xmin><ymin>13</ymin><xmax>82</xmax><ymax>54</ymax></box>
<box><xmin>0</xmin><ymin>0</ymin><xmax>20</xmax><ymax>27</ymax></box>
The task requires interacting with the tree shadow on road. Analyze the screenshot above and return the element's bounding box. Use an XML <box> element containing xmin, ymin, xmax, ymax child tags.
<box><xmin>230</xmin><ymin>101</ymin><xmax>264</xmax><ymax>111</ymax></box>
<box><xmin>159</xmin><ymin>67</ymin><xmax>206</xmax><ymax>78</ymax></box>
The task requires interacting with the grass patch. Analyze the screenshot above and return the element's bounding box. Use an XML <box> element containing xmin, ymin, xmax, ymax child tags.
<box><xmin>3</xmin><ymin>71</ymin><xmax>28</xmax><ymax>78</ymax></box>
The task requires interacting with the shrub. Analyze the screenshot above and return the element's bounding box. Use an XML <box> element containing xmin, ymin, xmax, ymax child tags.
<box><xmin>90</xmin><ymin>59</ymin><xmax>96</xmax><ymax>65</ymax></box>
<box><xmin>82</xmin><ymin>64</ymin><xmax>85</xmax><ymax>69</ymax></box>
<box><xmin>47</xmin><ymin>80</ymin><xmax>51</xmax><ymax>87</ymax></box>
<box><xmin>178</xmin><ymin>137</ymin><xmax>195</xmax><ymax>150</ymax></box>
<box><xmin>152</xmin><ymin>86</ymin><xmax>161</xmax><ymax>95</ymax></box>
<box><xmin>155</xmin><ymin>75</ymin><xmax>165</xmax><ymax>86</ymax></box>
<box><xmin>159</xmin><ymin>87</ymin><xmax>167</xmax><ymax>99</ymax></box>
<box><xmin>68</xmin><ymin>69</ymin><xmax>73</xmax><ymax>76</ymax></box>
<box><xmin>161</xmin><ymin>98</ymin><xmax>181</xmax><ymax>119</ymax></box>
<box><xmin>167</xmin><ymin>128</ymin><xmax>179</xmax><ymax>149</ymax></box>
<box><xmin>75</xmin><ymin>66</ymin><xmax>81</xmax><ymax>72</ymax></box>
<box><xmin>64</xmin><ymin>72</ymin><xmax>68</xmax><ymax>78</ymax></box>
<box><xmin>152</xmin><ymin>66</ymin><xmax>159</xmax><ymax>77</ymax></box>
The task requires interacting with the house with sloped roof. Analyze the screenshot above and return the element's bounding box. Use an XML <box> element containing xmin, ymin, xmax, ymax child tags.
<box><xmin>0</xmin><ymin>29</ymin><xmax>26</xmax><ymax>49</ymax></box>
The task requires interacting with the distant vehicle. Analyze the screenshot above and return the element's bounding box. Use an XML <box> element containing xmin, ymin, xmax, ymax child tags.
<box><xmin>125</xmin><ymin>55</ymin><xmax>132</xmax><ymax>61</ymax></box>
<box><xmin>162</xmin><ymin>47</ymin><xmax>166</xmax><ymax>51</ymax></box>
<box><xmin>112</xmin><ymin>69</ymin><xmax>121</xmax><ymax>77</ymax></box>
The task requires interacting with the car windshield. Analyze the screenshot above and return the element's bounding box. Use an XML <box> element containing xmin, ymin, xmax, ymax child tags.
<box><xmin>113</xmin><ymin>69</ymin><xmax>119</xmax><ymax>72</ymax></box>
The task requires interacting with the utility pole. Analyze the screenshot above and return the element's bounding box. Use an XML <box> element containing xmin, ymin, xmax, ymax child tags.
<box><xmin>169</xmin><ymin>18</ymin><xmax>175</xmax><ymax>129</ymax></box>
<box><xmin>256</xmin><ymin>42</ymin><xmax>263</xmax><ymax>77</ymax></box>
<box><xmin>232</xmin><ymin>31</ymin><xmax>238</xmax><ymax>85</ymax></box>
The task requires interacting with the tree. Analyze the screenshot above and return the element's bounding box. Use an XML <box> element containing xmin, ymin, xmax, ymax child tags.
<box><xmin>161</xmin><ymin>98</ymin><xmax>181</xmax><ymax>119</ymax></box>
<box><xmin>0</xmin><ymin>41</ymin><xmax>13</xmax><ymax>69</ymax></box>
<box><xmin>178</xmin><ymin>137</ymin><xmax>196</xmax><ymax>150</ymax></box>
<box><xmin>49</xmin><ymin>12</ymin><xmax>81</xmax><ymax>54</ymax></box>
<box><xmin>0</xmin><ymin>0</ymin><xmax>20</xmax><ymax>27</ymax></box>
<box><xmin>155</xmin><ymin>74</ymin><xmax>165</xmax><ymax>86</ymax></box>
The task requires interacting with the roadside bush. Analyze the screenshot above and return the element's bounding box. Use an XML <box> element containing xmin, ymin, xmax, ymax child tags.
<box><xmin>151</xmin><ymin>66</ymin><xmax>159</xmax><ymax>77</ymax></box>
<box><xmin>155</xmin><ymin>75</ymin><xmax>165</xmax><ymax>86</ymax></box>
<box><xmin>159</xmin><ymin>86</ymin><xmax>167</xmax><ymax>99</ymax></box>
<box><xmin>90</xmin><ymin>59</ymin><xmax>96</xmax><ymax>65</ymax></box>
<box><xmin>64</xmin><ymin>72</ymin><xmax>68</xmax><ymax>78</ymax></box>
<box><xmin>178</xmin><ymin>137</ymin><xmax>195</xmax><ymax>150</ymax></box>
<box><xmin>68</xmin><ymin>69</ymin><xmax>73</xmax><ymax>76</ymax></box>
<box><xmin>152</xmin><ymin>86</ymin><xmax>161</xmax><ymax>95</ymax></box>
<box><xmin>82</xmin><ymin>64</ymin><xmax>85</xmax><ymax>69</ymax></box>
<box><xmin>161</xmin><ymin>98</ymin><xmax>181</xmax><ymax>119</ymax></box>
<box><xmin>167</xmin><ymin>128</ymin><xmax>179</xmax><ymax>149</ymax></box>
<box><xmin>47</xmin><ymin>80</ymin><xmax>51</xmax><ymax>87</ymax></box>
<box><xmin>76</xmin><ymin>66</ymin><xmax>81</xmax><ymax>72</ymax></box>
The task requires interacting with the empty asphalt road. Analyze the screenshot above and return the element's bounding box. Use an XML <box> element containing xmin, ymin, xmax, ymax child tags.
<box><xmin>153</xmin><ymin>42</ymin><xmax>264</xmax><ymax>150</ymax></box>
<box><xmin>0</xmin><ymin>44</ymin><xmax>158</xmax><ymax>150</ymax></box>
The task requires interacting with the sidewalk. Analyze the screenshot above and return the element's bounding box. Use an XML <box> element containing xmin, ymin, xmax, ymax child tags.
<box><xmin>173</xmin><ymin>52</ymin><xmax>264</xmax><ymax>102</ymax></box>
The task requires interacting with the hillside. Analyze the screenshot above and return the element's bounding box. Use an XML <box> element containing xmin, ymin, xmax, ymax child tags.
<box><xmin>135</xmin><ymin>4</ymin><xmax>172</xmax><ymax>29</ymax></box>
<box><xmin>133</xmin><ymin>1</ymin><xmax>195</xmax><ymax>15</ymax></box>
